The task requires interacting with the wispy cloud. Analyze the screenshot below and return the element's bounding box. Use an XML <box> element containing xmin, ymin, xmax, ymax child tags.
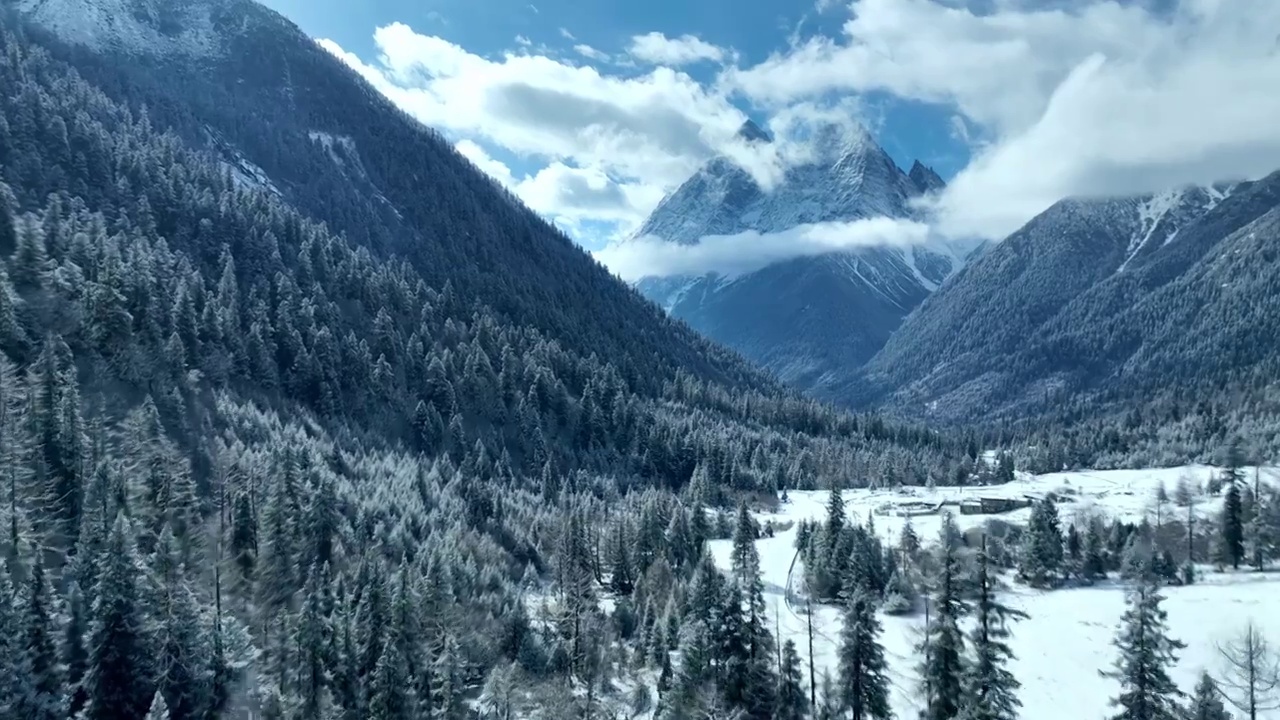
<box><xmin>595</xmin><ymin>217</ymin><xmax>930</xmax><ymax>282</ymax></box>
<box><xmin>627</xmin><ymin>32</ymin><xmax>727</xmax><ymax>66</ymax></box>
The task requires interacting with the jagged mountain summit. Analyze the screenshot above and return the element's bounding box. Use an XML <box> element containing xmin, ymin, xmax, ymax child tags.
<box><xmin>628</xmin><ymin>120</ymin><xmax>970</xmax><ymax>396</ymax></box>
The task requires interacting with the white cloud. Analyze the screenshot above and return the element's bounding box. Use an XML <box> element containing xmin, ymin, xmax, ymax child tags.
<box><xmin>574</xmin><ymin>44</ymin><xmax>610</xmax><ymax>62</ymax></box>
<box><xmin>729</xmin><ymin>0</ymin><xmax>1280</xmax><ymax>239</ymax></box>
<box><xmin>595</xmin><ymin>217</ymin><xmax>930</xmax><ymax>282</ymax></box>
<box><xmin>318</xmin><ymin>23</ymin><xmax>799</xmax><ymax>245</ymax></box>
<box><xmin>628</xmin><ymin>32</ymin><xmax>726</xmax><ymax>66</ymax></box>
<box><xmin>454</xmin><ymin>139</ymin><xmax>661</xmax><ymax>237</ymax></box>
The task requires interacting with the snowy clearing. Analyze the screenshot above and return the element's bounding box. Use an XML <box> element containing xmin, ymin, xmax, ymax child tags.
<box><xmin>709</xmin><ymin>465</ymin><xmax>1280</xmax><ymax>719</ymax></box>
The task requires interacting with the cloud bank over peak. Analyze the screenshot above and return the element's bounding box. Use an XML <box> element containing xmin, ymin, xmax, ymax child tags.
<box><xmin>729</xmin><ymin>0</ymin><xmax>1280</xmax><ymax>240</ymax></box>
<box><xmin>598</xmin><ymin>217</ymin><xmax>930</xmax><ymax>283</ymax></box>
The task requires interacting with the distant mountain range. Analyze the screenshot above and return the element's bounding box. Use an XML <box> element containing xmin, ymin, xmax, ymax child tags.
<box><xmin>627</xmin><ymin>120</ymin><xmax>974</xmax><ymax>396</ymax></box>
<box><xmin>628</xmin><ymin>112</ymin><xmax>1280</xmax><ymax>456</ymax></box>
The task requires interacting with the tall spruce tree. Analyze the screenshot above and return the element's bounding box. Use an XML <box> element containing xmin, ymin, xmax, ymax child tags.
<box><xmin>82</xmin><ymin>515</ymin><xmax>153</xmax><ymax>720</ymax></box>
<box><xmin>776</xmin><ymin>638</ymin><xmax>809</xmax><ymax>720</ymax></box>
<box><xmin>15</xmin><ymin>551</ymin><xmax>65</xmax><ymax>720</ymax></box>
<box><xmin>1103</xmin><ymin>576</ymin><xmax>1185</xmax><ymax>720</ymax></box>
<box><xmin>1019</xmin><ymin>497</ymin><xmax>1063</xmax><ymax>588</ymax></box>
<box><xmin>838</xmin><ymin>590</ymin><xmax>891</xmax><ymax>720</ymax></box>
<box><xmin>962</xmin><ymin>536</ymin><xmax>1028</xmax><ymax>720</ymax></box>
<box><xmin>1186</xmin><ymin>672</ymin><xmax>1231</xmax><ymax>720</ymax></box>
<box><xmin>920</xmin><ymin>536</ymin><xmax>969</xmax><ymax>720</ymax></box>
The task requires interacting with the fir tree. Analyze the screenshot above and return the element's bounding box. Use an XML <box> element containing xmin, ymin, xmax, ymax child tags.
<box><xmin>153</xmin><ymin>526</ymin><xmax>207</xmax><ymax>719</ymax></box>
<box><xmin>368</xmin><ymin>639</ymin><xmax>413</xmax><ymax>720</ymax></box>
<box><xmin>15</xmin><ymin>552</ymin><xmax>65</xmax><ymax>720</ymax></box>
<box><xmin>1185</xmin><ymin>672</ymin><xmax>1230</xmax><ymax>720</ymax></box>
<box><xmin>145</xmin><ymin>692</ymin><xmax>171</xmax><ymax>720</ymax></box>
<box><xmin>0</xmin><ymin>568</ymin><xmax>18</xmax><ymax>715</ymax></box>
<box><xmin>920</xmin><ymin>537</ymin><xmax>968</xmax><ymax>720</ymax></box>
<box><xmin>1222</xmin><ymin>480</ymin><xmax>1245</xmax><ymax>571</ymax></box>
<box><xmin>63</xmin><ymin>580</ymin><xmax>89</xmax><ymax>716</ymax></box>
<box><xmin>82</xmin><ymin>515</ymin><xmax>153</xmax><ymax>720</ymax></box>
<box><xmin>838</xmin><ymin>590</ymin><xmax>891</xmax><ymax>720</ymax></box>
<box><xmin>1103</xmin><ymin>577</ymin><xmax>1185</xmax><ymax>720</ymax></box>
<box><xmin>1019</xmin><ymin>497</ymin><xmax>1063</xmax><ymax>588</ymax></box>
<box><xmin>776</xmin><ymin>638</ymin><xmax>809</xmax><ymax>720</ymax></box>
<box><xmin>962</xmin><ymin>536</ymin><xmax>1028</xmax><ymax>720</ymax></box>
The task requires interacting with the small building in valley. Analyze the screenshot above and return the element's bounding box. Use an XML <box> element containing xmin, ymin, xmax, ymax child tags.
<box><xmin>959</xmin><ymin>496</ymin><xmax>1031</xmax><ymax>515</ymax></box>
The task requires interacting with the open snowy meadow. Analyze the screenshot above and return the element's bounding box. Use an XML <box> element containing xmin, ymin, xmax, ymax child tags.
<box><xmin>708</xmin><ymin>465</ymin><xmax>1280</xmax><ymax>719</ymax></box>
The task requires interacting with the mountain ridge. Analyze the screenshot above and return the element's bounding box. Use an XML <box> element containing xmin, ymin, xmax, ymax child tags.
<box><xmin>848</xmin><ymin>173</ymin><xmax>1280</xmax><ymax>461</ymax></box>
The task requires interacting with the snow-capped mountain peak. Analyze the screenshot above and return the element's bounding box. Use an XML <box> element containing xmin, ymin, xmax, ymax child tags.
<box><xmin>908</xmin><ymin>160</ymin><xmax>946</xmax><ymax>195</ymax></box>
<box><xmin>736</xmin><ymin>119</ymin><xmax>772</xmax><ymax>144</ymax></box>
<box><xmin>627</xmin><ymin>119</ymin><xmax>970</xmax><ymax>398</ymax></box>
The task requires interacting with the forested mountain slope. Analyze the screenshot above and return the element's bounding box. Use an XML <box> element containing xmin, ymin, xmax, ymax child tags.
<box><xmin>851</xmin><ymin>176</ymin><xmax>1280</xmax><ymax>468</ymax></box>
<box><xmin>0</xmin><ymin>4</ymin><xmax>971</xmax><ymax>718</ymax></box>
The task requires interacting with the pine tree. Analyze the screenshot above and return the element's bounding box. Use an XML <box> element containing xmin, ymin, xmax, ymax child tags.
<box><xmin>1185</xmin><ymin>672</ymin><xmax>1230</xmax><ymax>720</ymax></box>
<box><xmin>606</xmin><ymin>518</ymin><xmax>634</xmax><ymax>594</ymax></box>
<box><xmin>63</xmin><ymin>580</ymin><xmax>89</xmax><ymax>716</ymax></box>
<box><xmin>920</xmin><ymin>537</ymin><xmax>968</xmax><ymax>720</ymax></box>
<box><xmin>368</xmin><ymin>639</ymin><xmax>412</xmax><ymax>720</ymax></box>
<box><xmin>776</xmin><ymin>638</ymin><xmax>808</xmax><ymax>720</ymax></box>
<box><xmin>258</xmin><ymin>452</ymin><xmax>301</xmax><ymax>611</ymax></box>
<box><xmin>1244</xmin><ymin>480</ymin><xmax>1275</xmax><ymax>572</ymax></box>
<box><xmin>297</xmin><ymin>563</ymin><xmax>333</xmax><ymax>719</ymax></box>
<box><xmin>838</xmin><ymin>590</ymin><xmax>891</xmax><ymax>720</ymax></box>
<box><xmin>1222</xmin><ymin>481</ymin><xmax>1245</xmax><ymax>571</ymax></box>
<box><xmin>82</xmin><ymin>515</ymin><xmax>153</xmax><ymax>720</ymax></box>
<box><xmin>730</xmin><ymin>501</ymin><xmax>760</xmax><ymax>586</ymax></box>
<box><xmin>145</xmin><ymin>691</ymin><xmax>171</xmax><ymax>720</ymax></box>
<box><xmin>15</xmin><ymin>552</ymin><xmax>65</xmax><ymax>720</ymax></box>
<box><xmin>0</xmin><ymin>567</ymin><xmax>18</xmax><ymax>715</ymax></box>
<box><xmin>1103</xmin><ymin>577</ymin><xmax>1185</xmax><ymax>720</ymax></box>
<box><xmin>12</xmin><ymin>215</ymin><xmax>49</xmax><ymax>292</ymax></box>
<box><xmin>1019</xmin><ymin>497</ymin><xmax>1063</xmax><ymax>588</ymax></box>
<box><xmin>432</xmin><ymin>634</ymin><xmax>464</xmax><ymax>719</ymax></box>
<box><xmin>962</xmin><ymin>536</ymin><xmax>1028</xmax><ymax>720</ymax></box>
<box><xmin>153</xmin><ymin>526</ymin><xmax>207</xmax><ymax>720</ymax></box>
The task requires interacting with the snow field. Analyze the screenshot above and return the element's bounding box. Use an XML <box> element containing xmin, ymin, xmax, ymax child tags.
<box><xmin>708</xmin><ymin>465</ymin><xmax>1280</xmax><ymax>719</ymax></box>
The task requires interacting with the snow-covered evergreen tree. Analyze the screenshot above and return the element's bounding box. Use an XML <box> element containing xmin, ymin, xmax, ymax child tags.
<box><xmin>1185</xmin><ymin>672</ymin><xmax>1230</xmax><ymax>720</ymax></box>
<box><xmin>1103</xmin><ymin>577</ymin><xmax>1185</xmax><ymax>720</ymax></box>
<box><xmin>82</xmin><ymin>515</ymin><xmax>153</xmax><ymax>720</ymax></box>
<box><xmin>919</xmin><ymin>537</ymin><xmax>969</xmax><ymax>720</ymax></box>
<box><xmin>962</xmin><ymin>536</ymin><xmax>1028</xmax><ymax>720</ymax></box>
<box><xmin>838</xmin><ymin>590</ymin><xmax>891</xmax><ymax>720</ymax></box>
<box><xmin>1019</xmin><ymin>497</ymin><xmax>1063</xmax><ymax>588</ymax></box>
<box><xmin>776</xmin><ymin>638</ymin><xmax>808</xmax><ymax>720</ymax></box>
<box><xmin>15</xmin><ymin>551</ymin><xmax>65</xmax><ymax>720</ymax></box>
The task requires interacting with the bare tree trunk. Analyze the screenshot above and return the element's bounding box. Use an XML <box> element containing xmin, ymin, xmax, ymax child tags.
<box><xmin>1218</xmin><ymin>621</ymin><xmax>1280</xmax><ymax>720</ymax></box>
<box><xmin>775</xmin><ymin>600</ymin><xmax>783</xmax><ymax>671</ymax></box>
<box><xmin>1187</xmin><ymin>493</ymin><xmax>1196</xmax><ymax>564</ymax></box>
<box><xmin>807</xmin><ymin>599</ymin><xmax>816</xmax><ymax>711</ymax></box>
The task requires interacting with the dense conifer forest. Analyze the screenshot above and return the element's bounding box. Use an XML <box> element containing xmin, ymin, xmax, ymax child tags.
<box><xmin>2</xmin><ymin>2</ymin><xmax>1278</xmax><ymax>718</ymax></box>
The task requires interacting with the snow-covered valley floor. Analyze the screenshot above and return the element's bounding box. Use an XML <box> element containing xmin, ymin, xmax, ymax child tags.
<box><xmin>708</xmin><ymin>465</ymin><xmax>1280</xmax><ymax>719</ymax></box>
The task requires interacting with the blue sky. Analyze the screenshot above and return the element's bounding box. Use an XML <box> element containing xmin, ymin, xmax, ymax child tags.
<box><xmin>259</xmin><ymin>0</ymin><xmax>1280</xmax><ymax>266</ymax></box>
